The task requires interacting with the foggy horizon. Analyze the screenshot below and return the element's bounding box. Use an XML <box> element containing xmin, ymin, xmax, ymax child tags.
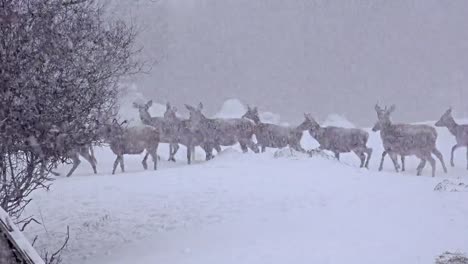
<box><xmin>113</xmin><ymin>0</ymin><xmax>467</xmax><ymax>125</ymax></box>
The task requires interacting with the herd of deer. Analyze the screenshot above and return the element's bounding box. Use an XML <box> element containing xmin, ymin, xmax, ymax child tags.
<box><xmin>60</xmin><ymin>101</ymin><xmax>468</xmax><ymax>178</ymax></box>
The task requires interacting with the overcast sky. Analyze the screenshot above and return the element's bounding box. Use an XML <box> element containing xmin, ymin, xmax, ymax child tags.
<box><xmin>111</xmin><ymin>0</ymin><xmax>468</xmax><ymax>126</ymax></box>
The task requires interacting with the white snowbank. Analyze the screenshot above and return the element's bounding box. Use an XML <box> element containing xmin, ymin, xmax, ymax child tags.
<box><xmin>22</xmin><ymin>117</ymin><xmax>468</xmax><ymax>264</ymax></box>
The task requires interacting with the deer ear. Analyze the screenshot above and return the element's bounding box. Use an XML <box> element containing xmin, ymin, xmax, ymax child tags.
<box><xmin>447</xmin><ymin>107</ymin><xmax>452</xmax><ymax>114</ymax></box>
<box><xmin>253</xmin><ymin>107</ymin><xmax>258</xmax><ymax>113</ymax></box>
<box><xmin>147</xmin><ymin>100</ymin><xmax>153</xmax><ymax>107</ymax></box>
<box><xmin>166</xmin><ymin>102</ymin><xmax>171</xmax><ymax>110</ymax></box>
<box><xmin>172</xmin><ymin>106</ymin><xmax>178</xmax><ymax>112</ymax></box>
<box><xmin>132</xmin><ymin>102</ymin><xmax>139</xmax><ymax>108</ymax></box>
<box><xmin>389</xmin><ymin>104</ymin><xmax>396</xmax><ymax>113</ymax></box>
<box><xmin>198</xmin><ymin>102</ymin><xmax>203</xmax><ymax>110</ymax></box>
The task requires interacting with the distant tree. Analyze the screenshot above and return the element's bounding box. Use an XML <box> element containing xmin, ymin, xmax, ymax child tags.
<box><xmin>0</xmin><ymin>0</ymin><xmax>141</xmax><ymax>224</ymax></box>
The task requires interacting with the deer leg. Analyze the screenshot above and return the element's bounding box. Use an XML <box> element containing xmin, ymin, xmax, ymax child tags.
<box><xmin>203</xmin><ymin>144</ymin><xmax>214</xmax><ymax>161</ymax></box>
<box><xmin>451</xmin><ymin>144</ymin><xmax>461</xmax><ymax>167</ymax></box>
<box><xmin>465</xmin><ymin>146</ymin><xmax>468</xmax><ymax>170</ymax></box>
<box><xmin>353</xmin><ymin>150</ymin><xmax>365</xmax><ymax>168</ymax></box>
<box><xmin>400</xmin><ymin>156</ymin><xmax>405</xmax><ymax>172</ymax></box>
<box><xmin>66</xmin><ymin>154</ymin><xmax>81</xmax><ymax>177</ymax></box>
<box><xmin>261</xmin><ymin>145</ymin><xmax>266</xmax><ymax>153</ymax></box>
<box><xmin>246</xmin><ymin>140</ymin><xmax>259</xmax><ymax>153</ymax></box>
<box><xmin>148</xmin><ymin>150</ymin><xmax>158</xmax><ymax>170</ymax></box>
<box><xmin>378</xmin><ymin>151</ymin><xmax>387</xmax><ymax>171</ymax></box>
<box><xmin>112</xmin><ymin>155</ymin><xmax>121</xmax><ymax>175</ymax></box>
<box><xmin>239</xmin><ymin>141</ymin><xmax>248</xmax><ymax>153</ymax></box>
<box><xmin>170</xmin><ymin>143</ymin><xmax>179</xmax><ymax>162</ymax></box>
<box><xmin>334</xmin><ymin>152</ymin><xmax>340</xmax><ymax>160</ymax></box>
<box><xmin>120</xmin><ymin>155</ymin><xmax>125</xmax><ymax>172</ymax></box>
<box><xmin>388</xmin><ymin>152</ymin><xmax>400</xmax><ymax>173</ymax></box>
<box><xmin>172</xmin><ymin>143</ymin><xmax>179</xmax><ymax>161</ymax></box>
<box><xmin>142</xmin><ymin>151</ymin><xmax>149</xmax><ymax>170</ymax></box>
<box><xmin>432</xmin><ymin>148</ymin><xmax>447</xmax><ymax>173</ymax></box>
<box><xmin>80</xmin><ymin>151</ymin><xmax>97</xmax><ymax>174</ymax></box>
<box><xmin>364</xmin><ymin>147</ymin><xmax>372</xmax><ymax>169</ymax></box>
<box><xmin>187</xmin><ymin>145</ymin><xmax>192</xmax><ymax>165</ymax></box>
<box><xmin>416</xmin><ymin>159</ymin><xmax>426</xmax><ymax>176</ymax></box>
<box><xmin>427</xmin><ymin>155</ymin><xmax>436</xmax><ymax>177</ymax></box>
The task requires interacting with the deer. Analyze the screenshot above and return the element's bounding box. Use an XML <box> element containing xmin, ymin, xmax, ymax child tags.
<box><xmin>50</xmin><ymin>144</ymin><xmax>97</xmax><ymax>177</ymax></box>
<box><xmin>133</xmin><ymin>100</ymin><xmax>179</xmax><ymax>162</ymax></box>
<box><xmin>242</xmin><ymin>106</ymin><xmax>313</xmax><ymax>152</ymax></box>
<box><xmin>371</xmin><ymin>121</ymin><xmax>406</xmax><ymax>172</ymax></box>
<box><xmin>435</xmin><ymin>108</ymin><xmax>468</xmax><ymax>170</ymax></box>
<box><xmin>25</xmin><ymin>124</ymin><xmax>98</xmax><ymax>177</ymax></box>
<box><xmin>185</xmin><ymin>103</ymin><xmax>259</xmax><ymax>159</ymax></box>
<box><xmin>100</xmin><ymin>120</ymin><xmax>159</xmax><ymax>174</ymax></box>
<box><xmin>304</xmin><ymin>114</ymin><xmax>372</xmax><ymax>168</ymax></box>
<box><xmin>373</xmin><ymin>104</ymin><xmax>447</xmax><ymax>177</ymax></box>
<box><xmin>163</xmin><ymin>104</ymin><xmax>216</xmax><ymax>164</ymax></box>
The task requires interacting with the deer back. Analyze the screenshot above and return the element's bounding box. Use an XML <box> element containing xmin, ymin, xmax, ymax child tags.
<box><xmin>379</xmin><ymin>123</ymin><xmax>436</xmax><ymax>155</ymax></box>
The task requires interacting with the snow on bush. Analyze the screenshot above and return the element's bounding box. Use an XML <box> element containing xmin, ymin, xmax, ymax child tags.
<box><xmin>322</xmin><ymin>114</ymin><xmax>356</xmax><ymax>128</ymax></box>
<box><xmin>435</xmin><ymin>252</ymin><xmax>468</xmax><ymax>264</ymax></box>
<box><xmin>434</xmin><ymin>180</ymin><xmax>468</xmax><ymax>192</ymax></box>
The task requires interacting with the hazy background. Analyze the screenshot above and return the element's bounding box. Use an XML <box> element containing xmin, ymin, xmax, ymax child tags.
<box><xmin>109</xmin><ymin>0</ymin><xmax>468</xmax><ymax>126</ymax></box>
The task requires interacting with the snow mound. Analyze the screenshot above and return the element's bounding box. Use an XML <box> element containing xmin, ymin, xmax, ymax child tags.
<box><xmin>273</xmin><ymin>148</ymin><xmax>309</xmax><ymax>159</ymax></box>
<box><xmin>436</xmin><ymin>252</ymin><xmax>468</xmax><ymax>264</ymax></box>
<box><xmin>322</xmin><ymin>114</ymin><xmax>356</xmax><ymax>128</ymax></box>
<box><xmin>434</xmin><ymin>180</ymin><xmax>468</xmax><ymax>192</ymax></box>
<box><xmin>214</xmin><ymin>99</ymin><xmax>246</xmax><ymax>118</ymax></box>
<box><xmin>214</xmin><ymin>148</ymin><xmax>242</xmax><ymax>159</ymax></box>
<box><xmin>260</xmin><ymin>111</ymin><xmax>281</xmax><ymax>124</ymax></box>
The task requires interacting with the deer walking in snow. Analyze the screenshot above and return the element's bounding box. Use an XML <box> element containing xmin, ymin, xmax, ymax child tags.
<box><xmin>305</xmin><ymin>114</ymin><xmax>372</xmax><ymax>168</ymax></box>
<box><xmin>435</xmin><ymin>108</ymin><xmax>468</xmax><ymax>170</ymax></box>
<box><xmin>100</xmin><ymin>120</ymin><xmax>159</xmax><ymax>174</ymax></box>
<box><xmin>185</xmin><ymin>103</ymin><xmax>259</xmax><ymax>160</ymax></box>
<box><xmin>164</xmin><ymin>104</ymin><xmax>217</xmax><ymax>164</ymax></box>
<box><xmin>242</xmin><ymin>106</ymin><xmax>313</xmax><ymax>152</ymax></box>
<box><xmin>373</xmin><ymin>104</ymin><xmax>447</xmax><ymax>177</ymax></box>
<box><xmin>371</xmin><ymin>122</ymin><xmax>406</xmax><ymax>172</ymax></box>
<box><xmin>133</xmin><ymin>100</ymin><xmax>179</xmax><ymax>162</ymax></box>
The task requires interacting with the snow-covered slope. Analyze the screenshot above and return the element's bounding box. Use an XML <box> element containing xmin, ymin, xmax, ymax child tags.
<box><xmin>23</xmin><ymin>117</ymin><xmax>468</xmax><ymax>264</ymax></box>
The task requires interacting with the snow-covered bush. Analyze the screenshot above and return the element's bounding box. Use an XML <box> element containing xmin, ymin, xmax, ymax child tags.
<box><xmin>436</xmin><ymin>252</ymin><xmax>468</xmax><ymax>264</ymax></box>
<box><xmin>0</xmin><ymin>0</ymin><xmax>140</xmax><ymax>223</ymax></box>
<box><xmin>434</xmin><ymin>180</ymin><xmax>468</xmax><ymax>192</ymax></box>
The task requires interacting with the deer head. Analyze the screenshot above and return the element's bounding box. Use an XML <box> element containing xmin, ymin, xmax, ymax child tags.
<box><xmin>435</xmin><ymin>107</ymin><xmax>454</xmax><ymax>127</ymax></box>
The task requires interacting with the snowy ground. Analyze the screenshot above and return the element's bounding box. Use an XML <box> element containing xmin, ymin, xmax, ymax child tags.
<box><xmin>22</xmin><ymin>114</ymin><xmax>468</xmax><ymax>264</ymax></box>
